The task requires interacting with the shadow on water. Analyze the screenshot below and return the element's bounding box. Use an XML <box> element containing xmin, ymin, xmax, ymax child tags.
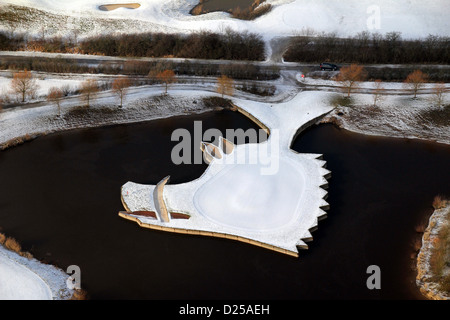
<box><xmin>0</xmin><ymin>109</ymin><xmax>448</xmax><ymax>299</ymax></box>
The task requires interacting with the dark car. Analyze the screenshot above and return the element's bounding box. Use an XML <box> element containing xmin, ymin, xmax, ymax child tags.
<box><xmin>320</xmin><ymin>63</ymin><xmax>339</xmax><ymax>71</ymax></box>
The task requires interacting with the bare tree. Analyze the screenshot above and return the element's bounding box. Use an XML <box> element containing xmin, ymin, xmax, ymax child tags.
<box><xmin>10</xmin><ymin>69</ymin><xmax>39</xmax><ymax>102</ymax></box>
<box><xmin>404</xmin><ymin>70</ymin><xmax>428</xmax><ymax>99</ymax></box>
<box><xmin>112</xmin><ymin>76</ymin><xmax>131</xmax><ymax>107</ymax></box>
<box><xmin>156</xmin><ymin>70</ymin><xmax>176</xmax><ymax>94</ymax></box>
<box><xmin>430</xmin><ymin>82</ymin><xmax>447</xmax><ymax>106</ymax></box>
<box><xmin>372</xmin><ymin>79</ymin><xmax>386</xmax><ymax>107</ymax></box>
<box><xmin>335</xmin><ymin>64</ymin><xmax>367</xmax><ymax>98</ymax></box>
<box><xmin>79</xmin><ymin>79</ymin><xmax>99</xmax><ymax>108</ymax></box>
<box><xmin>217</xmin><ymin>75</ymin><xmax>234</xmax><ymax>98</ymax></box>
<box><xmin>72</xmin><ymin>28</ymin><xmax>80</xmax><ymax>46</ymax></box>
<box><xmin>48</xmin><ymin>87</ymin><xmax>63</xmax><ymax>117</ymax></box>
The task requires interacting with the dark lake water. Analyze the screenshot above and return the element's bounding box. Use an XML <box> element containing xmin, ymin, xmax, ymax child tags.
<box><xmin>0</xmin><ymin>109</ymin><xmax>449</xmax><ymax>300</ymax></box>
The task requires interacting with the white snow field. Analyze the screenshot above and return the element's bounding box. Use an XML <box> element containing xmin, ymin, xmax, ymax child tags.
<box><xmin>1</xmin><ymin>0</ymin><xmax>449</xmax><ymax>39</ymax></box>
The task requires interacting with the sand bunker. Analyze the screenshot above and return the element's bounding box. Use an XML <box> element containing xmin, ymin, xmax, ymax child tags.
<box><xmin>99</xmin><ymin>3</ymin><xmax>141</xmax><ymax>11</ymax></box>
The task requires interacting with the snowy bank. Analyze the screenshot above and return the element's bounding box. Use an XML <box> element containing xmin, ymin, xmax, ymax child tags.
<box><xmin>0</xmin><ymin>86</ymin><xmax>219</xmax><ymax>150</ymax></box>
<box><xmin>416</xmin><ymin>204</ymin><xmax>450</xmax><ymax>300</ymax></box>
<box><xmin>0</xmin><ymin>245</ymin><xmax>73</xmax><ymax>300</ymax></box>
<box><xmin>1</xmin><ymin>0</ymin><xmax>449</xmax><ymax>40</ymax></box>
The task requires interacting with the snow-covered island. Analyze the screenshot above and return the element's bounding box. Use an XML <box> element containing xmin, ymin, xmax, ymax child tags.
<box><xmin>120</xmin><ymin>92</ymin><xmax>333</xmax><ymax>257</ymax></box>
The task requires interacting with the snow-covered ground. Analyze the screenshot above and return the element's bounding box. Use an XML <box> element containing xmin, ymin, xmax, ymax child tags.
<box><xmin>321</xmin><ymin>92</ymin><xmax>450</xmax><ymax>145</ymax></box>
<box><xmin>0</xmin><ymin>73</ymin><xmax>83</xmax><ymax>100</ymax></box>
<box><xmin>1</xmin><ymin>0</ymin><xmax>449</xmax><ymax>40</ymax></box>
<box><xmin>0</xmin><ymin>246</ymin><xmax>73</xmax><ymax>300</ymax></box>
<box><xmin>299</xmin><ymin>75</ymin><xmax>450</xmax><ymax>92</ymax></box>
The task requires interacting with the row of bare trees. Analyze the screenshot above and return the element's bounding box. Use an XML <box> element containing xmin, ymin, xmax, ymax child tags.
<box><xmin>1</xmin><ymin>68</ymin><xmax>238</xmax><ymax>116</ymax></box>
<box><xmin>4</xmin><ymin>68</ymin><xmax>178</xmax><ymax>106</ymax></box>
<box><xmin>335</xmin><ymin>64</ymin><xmax>447</xmax><ymax>106</ymax></box>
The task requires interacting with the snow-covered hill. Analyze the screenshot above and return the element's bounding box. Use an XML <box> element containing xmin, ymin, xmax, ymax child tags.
<box><xmin>1</xmin><ymin>0</ymin><xmax>449</xmax><ymax>40</ymax></box>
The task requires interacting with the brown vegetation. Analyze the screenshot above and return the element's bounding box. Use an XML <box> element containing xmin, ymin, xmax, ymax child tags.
<box><xmin>216</xmin><ymin>75</ymin><xmax>234</xmax><ymax>98</ymax></box>
<box><xmin>98</xmin><ymin>3</ymin><xmax>140</xmax><ymax>11</ymax></box>
<box><xmin>433</xmin><ymin>195</ymin><xmax>448</xmax><ymax>210</ymax></box>
<box><xmin>429</xmin><ymin>216</ymin><xmax>450</xmax><ymax>294</ymax></box>
<box><xmin>156</xmin><ymin>70</ymin><xmax>176</xmax><ymax>94</ymax></box>
<box><xmin>47</xmin><ymin>87</ymin><xmax>63</xmax><ymax>116</ymax></box>
<box><xmin>202</xmin><ymin>96</ymin><xmax>233</xmax><ymax>109</ymax></box>
<box><xmin>190</xmin><ymin>0</ymin><xmax>271</xmax><ymax>20</ymax></box>
<box><xmin>112</xmin><ymin>76</ymin><xmax>131</xmax><ymax>107</ymax></box>
<box><xmin>431</xmin><ymin>83</ymin><xmax>447</xmax><ymax>106</ymax></box>
<box><xmin>0</xmin><ymin>134</ymin><xmax>37</xmax><ymax>151</ymax></box>
<box><xmin>230</xmin><ymin>3</ymin><xmax>272</xmax><ymax>20</ymax></box>
<box><xmin>284</xmin><ymin>32</ymin><xmax>450</xmax><ymax>64</ymax></box>
<box><xmin>0</xmin><ymin>233</ymin><xmax>33</xmax><ymax>259</ymax></box>
<box><xmin>372</xmin><ymin>79</ymin><xmax>385</xmax><ymax>107</ymax></box>
<box><xmin>70</xmin><ymin>289</ymin><xmax>89</xmax><ymax>300</ymax></box>
<box><xmin>238</xmin><ymin>82</ymin><xmax>276</xmax><ymax>96</ymax></box>
<box><xmin>79</xmin><ymin>79</ymin><xmax>99</xmax><ymax>108</ymax></box>
<box><xmin>335</xmin><ymin>64</ymin><xmax>367</xmax><ymax>97</ymax></box>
